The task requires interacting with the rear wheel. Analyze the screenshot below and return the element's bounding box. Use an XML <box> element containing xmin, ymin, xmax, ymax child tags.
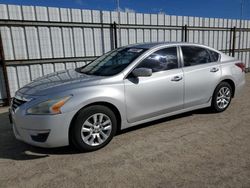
<box><xmin>211</xmin><ymin>82</ymin><xmax>232</xmax><ymax>112</ymax></box>
<box><xmin>70</xmin><ymin>105</ymin><xmax>117</xmax><ymax>152</ymax></box>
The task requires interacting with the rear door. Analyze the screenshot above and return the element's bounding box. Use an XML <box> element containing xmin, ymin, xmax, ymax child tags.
<box><xmin>180</xmin><ymin>45</ymin><xmax>221</xmax><ymax>108</ymax></box>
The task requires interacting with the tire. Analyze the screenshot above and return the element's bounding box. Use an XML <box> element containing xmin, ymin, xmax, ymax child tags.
<box><xmin>70</xmin><ymin>105</ymin><xmax>117</xmax><ymax>152</ymax></box>
<box><xmin>211</xmin><ymin>82</ymin><xmax>232</xmax><ymax>112</ymax></box>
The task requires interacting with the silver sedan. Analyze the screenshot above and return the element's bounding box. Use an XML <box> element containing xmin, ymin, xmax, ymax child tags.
<box><xmin>10</xmin><ymin>42</ymin><xmax>245</xmax><ymax>151</ymax></box>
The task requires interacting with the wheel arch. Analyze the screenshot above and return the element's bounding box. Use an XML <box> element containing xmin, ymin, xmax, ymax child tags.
<box><xmin>68</xmin><ymin>101</ymin><xmax>122</xmax><ymax>143</ymax></box>
<box><xmin>219</xmin><ymin>79</ymin><xmax>236</xmax><ymax>98</ymax></box>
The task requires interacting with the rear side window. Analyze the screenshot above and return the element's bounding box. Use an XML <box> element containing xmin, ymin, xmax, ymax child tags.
<box><xmin>208</xmin><ymin>50</ymin><xmax>220</xmax><ymax>62</ymax></box>
<box><xmin>182</xmin><ymin>46</ymin><xmax>214</xmax><ymax>67</ymax></box>
<box><xmin>137</xmin><ymin>47</ymin><xmax>178</xmax><ymax>73</ymax></box>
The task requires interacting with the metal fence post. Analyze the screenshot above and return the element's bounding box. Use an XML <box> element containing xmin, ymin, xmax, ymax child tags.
<box><xmin>0</xmin><ymin>33</ymin><xmax>11</xmax><ymax>106</ymax></box>
<box><xmin>113</xmin><ymin>22</ymin><xmax>118</xmax><ymax>49</ymax></box>
<box><xmin>232</xmin><ymin>26</ymin><xmax>236</xmax><ymax>57</ymax></box>
<box><xmin>184</xmin><ymin>25</ymin><xmax>188</xmax><ymax>42</ymax></box>
<box><xmin>181</xmin><ymin>26</ymin><xmax>185</xmax><ymax>42</ymax></box>
<box><xmin>110</xmin><ymin>23</ymin><xmax>114</xmax><ymax>50</ymax></box>
<box><xmin>182</xmin><ymin>25</ymin><xmax>188</xmax><ymax>42</ymax></box>
<box><xmin>229</xmin><ymin>28</ymin><xmax>233</xmax><ymax>56</ymax></box>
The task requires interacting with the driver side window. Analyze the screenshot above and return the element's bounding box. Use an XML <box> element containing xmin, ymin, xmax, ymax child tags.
<box><xmin>137</xmin><ymin>47</ymin><xmax>178</xmax><ymax>73</ymax></box>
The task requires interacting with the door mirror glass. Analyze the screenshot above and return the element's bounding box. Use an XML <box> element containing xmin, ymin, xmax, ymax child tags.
<box><xmin>132</xmin><ymin>68</ymin><xmax>152</xmax><ymax>77</ymax></box>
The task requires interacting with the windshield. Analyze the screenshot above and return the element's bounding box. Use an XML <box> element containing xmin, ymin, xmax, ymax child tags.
<box><xmin>80</xmin><ymin>47</ymin><xmax>146</xmax><ymax>76</ymax></box>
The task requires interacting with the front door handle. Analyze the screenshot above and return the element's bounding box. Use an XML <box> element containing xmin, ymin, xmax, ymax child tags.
<box><xmin>210</xmin><ymin>67</ymin><xmax>219</xmax><ymax>72</ymax></box>
<box><xmin>171</xmin><ymin>76</ymin><xmax>183</xmax><ymax>82</ymax></box>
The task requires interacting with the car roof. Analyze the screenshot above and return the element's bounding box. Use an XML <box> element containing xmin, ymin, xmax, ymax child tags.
<box><xmin>127</xmin><ymin>42</ymin><xmax>213</xmax><ymax>50</ymax></box>
<box><xmin>126</xmin><ymin>42</ymin><xmax>177</xmax><ymax>49</ymax></box>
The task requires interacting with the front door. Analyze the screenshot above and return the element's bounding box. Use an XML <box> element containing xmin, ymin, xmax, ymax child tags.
<box><xmin>124</xmin><ymin>47</ymin><xmax>184</xmax><ymax>123</ymax></box>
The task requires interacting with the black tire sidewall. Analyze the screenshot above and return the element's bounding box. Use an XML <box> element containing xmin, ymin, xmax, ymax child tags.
<box><xmin>70</xmin><ymin>105</ymin><xmax>117</xmax><ymax>152</ymax></box>
<box><xmin>212</xmin><ymin>82</ymin><xmax>232</xmax><ymax>112</ymax></box>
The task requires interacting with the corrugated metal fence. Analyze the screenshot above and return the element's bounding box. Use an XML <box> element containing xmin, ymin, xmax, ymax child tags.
<box><xmin>0</xmin><ymin>4</ymin><xmax>250</xmax><ymax>105</ymax></box>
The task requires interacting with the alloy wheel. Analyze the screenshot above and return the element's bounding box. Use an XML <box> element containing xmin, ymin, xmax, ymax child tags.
<box><xmin>81</xmin><ymin>113</ymin><xmax>112</xmax><ymax>146</ymax></box>
<box><xmin>216</xmin><ymin>87</ymin><xmax>231</xmax><ymax>110</ymax></box>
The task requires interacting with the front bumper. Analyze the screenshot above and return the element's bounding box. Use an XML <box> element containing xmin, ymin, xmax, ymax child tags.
<box><xmin>10</xmin><ymin>108</ymin><xmax>77</xmax><ymax>148</ymax></box>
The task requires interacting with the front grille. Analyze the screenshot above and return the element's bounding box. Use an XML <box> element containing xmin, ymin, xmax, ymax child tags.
<box><xmin>11</xmin><ymin>97</ymin><xmax>27</xmax><ymax>111</ymax></box>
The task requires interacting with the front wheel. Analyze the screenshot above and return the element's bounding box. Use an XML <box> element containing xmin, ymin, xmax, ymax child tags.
<box><xmin>211</xmin><ymin>82</ymin><xmax>232</xmax><ymax>112</ymax></box>
<box><xmin>70</xmin><ymin>105</ymin><xmax>117</xmax><ymax>152</ymax></box>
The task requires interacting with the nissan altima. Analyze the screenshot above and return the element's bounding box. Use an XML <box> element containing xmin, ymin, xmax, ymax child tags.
<box><xmin>10</xmin><ymin>42</ymin><xmax>245</xmax><ymax>151</ymax></box>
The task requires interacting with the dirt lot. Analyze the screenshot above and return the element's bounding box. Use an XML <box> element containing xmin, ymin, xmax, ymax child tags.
<box><xmin>0</xmin><ymin>74</ymin><xmax>250</xmax><ymax>188</ymax></box>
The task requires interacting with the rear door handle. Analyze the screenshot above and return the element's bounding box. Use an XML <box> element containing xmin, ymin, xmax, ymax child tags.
<box><xmin>171</xmin><ymin>76</ymin><xmax>183</xmax><ymax>81</ymax></box>
<box><xmin>210</xmin><ymin>67</ymin><xmax>219</xmax><ymax>72</ymax></box>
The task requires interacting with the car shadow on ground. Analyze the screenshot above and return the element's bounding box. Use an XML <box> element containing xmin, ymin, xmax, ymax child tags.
<box><xmin>0</xmin><ymin>108</ymin><xmax>215</xmax><ymax>161</ymax></box>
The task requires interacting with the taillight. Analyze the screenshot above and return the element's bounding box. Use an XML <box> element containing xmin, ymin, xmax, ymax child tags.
<box><xmin>235</xmin><ymin>62</ymin><xmax>245</xmax><ymax>72</ymax></box>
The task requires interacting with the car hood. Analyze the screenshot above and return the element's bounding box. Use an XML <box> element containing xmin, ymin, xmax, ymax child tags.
<box><xmin>17</xmin><ymin>69</ymin><xmax>104</xmax><ymax>96</ymax></box>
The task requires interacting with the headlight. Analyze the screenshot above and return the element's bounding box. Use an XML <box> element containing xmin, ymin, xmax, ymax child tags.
<box><xmin>27</xmin><ymin>96</ymin><xmax>72</xmax><ymax>115</ymax></box>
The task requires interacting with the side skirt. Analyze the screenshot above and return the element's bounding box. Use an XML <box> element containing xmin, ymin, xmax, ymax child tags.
<box><xmin>121</xmin><ymin>102</ymin><xmax>211</xmax><ymax>130</ymax></box>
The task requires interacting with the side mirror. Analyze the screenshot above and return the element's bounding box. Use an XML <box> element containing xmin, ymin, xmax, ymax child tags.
<box><xmin>132</xmin><ymin>68</ymin><xmax>152</xmax><ymax>77</ymax></box>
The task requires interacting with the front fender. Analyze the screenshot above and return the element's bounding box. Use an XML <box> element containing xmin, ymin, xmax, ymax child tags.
<box><xmin>61</xmin><ymin>84</ymin><xmax>127</xmax><ymax>126</ymax></box>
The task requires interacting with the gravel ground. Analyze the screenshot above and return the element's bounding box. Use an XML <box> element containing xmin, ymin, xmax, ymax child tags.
<box><xmin>0</xmin><ymin>74</ymin><xmax>250</xmax><ymax>188</ymax></box>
